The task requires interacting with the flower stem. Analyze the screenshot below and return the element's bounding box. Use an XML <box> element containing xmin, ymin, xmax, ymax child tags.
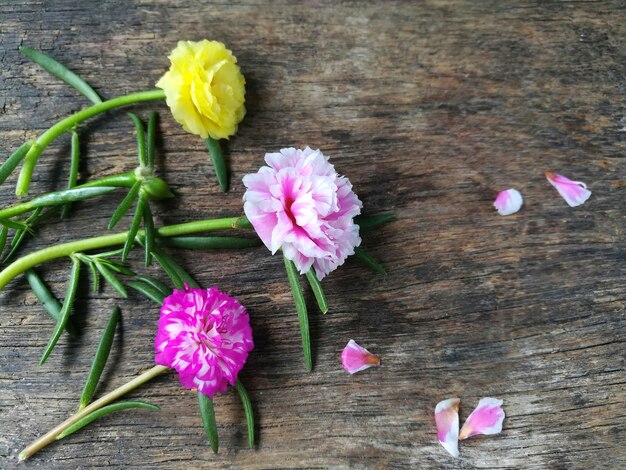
<box><xmin>0</xmin><ymin>216</ymin><xmax>247</xmax><ymax>290</ymax></box>
<box><xmin>18</xmin><ymin>365</ymin><xmax>169</xmax><ymax>461</ymax></box>
<box><xmin>16</xmin><ymin>89</ymin><xmax>166</xmax><ymax>196</ymax></box>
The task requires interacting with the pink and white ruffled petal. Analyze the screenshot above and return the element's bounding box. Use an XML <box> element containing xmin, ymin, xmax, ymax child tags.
<box><xmin>546</xmin><ymin>172</ymin><xmax>591</xmax><ymax>207</ymax></box>
<box><xmin>459</xmin><ymin>397</ymin><xmax>505</xmax><ymax>440</ymax></box>
<box><xmin>435</xmin><ymin>398</ymin><xmax>460</xmax><ymax>458</ymax></box>
<box><xmin>494</xmin><ymin>189</ymin><xmax>523</xmax><ymax>216</ymax></box>
<box><xmin>341</xmin><ymin>339</ymin><xmax>381</xmax><ymax>374</ymax></box>
<box><xmin>242</xmin><ymin>147</ymin><xmax>362</xmax><ymax>280</ymax></box>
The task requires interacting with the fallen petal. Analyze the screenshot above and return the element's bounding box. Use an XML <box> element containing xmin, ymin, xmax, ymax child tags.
<box><xmin>341</xmin><ymin>339</ymin><xmax>381</xmax><ymax>374</ymax></box>
<box><xmin>545</xmin><ymin>172</ymin><xmax>591</xmax><ymax>207</ymax></box>
<box><xmin>459</xmin><ymin>397</ymin><xmax>505</xmax><ymax>440</ymax></box>
<box><xmin>435</xmin><ymin>398</ymin><xmax>460</xmax><ymax>458</ymax></box>
<box><xmin>494</xmin><ymin>189</ymin><xmax>523</xmax><ymax>216</ymax></box>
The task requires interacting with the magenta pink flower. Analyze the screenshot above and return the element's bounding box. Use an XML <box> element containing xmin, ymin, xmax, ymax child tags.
<box><xmin>341</xmin><ymin>339</ymin><xmax>381</xmax><ymax>374</ymax></box>
<box><xmin>243</xmin><ymin>147</ymin><xmax>362</xmax><ymax>280</ymax></box>
<box><xmin>545</xmin><ymin>172</ymin><xmax>591</xmax><ymax>207</ymax></box>
<box><xmin>155</xmin><ymin>285</ymin><xmax>254</xmax><ymax>398</ymax></box>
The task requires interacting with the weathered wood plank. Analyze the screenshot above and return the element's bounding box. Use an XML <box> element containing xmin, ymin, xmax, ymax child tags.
<box><xmin>0</xmin><ymin>1</ymin><xmax>624</xmax><ymax>468</ymax></box>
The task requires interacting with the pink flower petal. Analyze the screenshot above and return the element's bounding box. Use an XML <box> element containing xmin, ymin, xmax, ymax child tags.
<box><xmin>494</xmin><ymin>188</ymin><xmax>523</xmax><ymax>216</ymax></box>
<box><xmin>459</xmin><ymin>397</ymin><xmax>505</xmax><ymax>440</ymax></box>
<box><xmin>545</xmin><ymin>172</ymin><xmax>591</xmax><ymax>207</ymax></box>
<box><xmin>341</xmin><ymin>339</ymin><xmax>380</xmax><ymax>374</ymax></box>
<box><xmin>435</xmin><ymin>398</ymin><xmax>460</xmax><ymax>458</ymax></box>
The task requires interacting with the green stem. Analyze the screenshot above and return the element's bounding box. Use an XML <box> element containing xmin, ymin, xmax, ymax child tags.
<box><xmin>0</xmin><ymin>216</ymin><xmax>247</xmax><ymax>290</ymax></box>
<box><xmin>16</xmin><ymin>89</ymin><xmax>166</xmax><ymax>196</ymax></box>
<box><xmin>19</xmin><ymin>365</ymin><xmax>169</xmax><ymax>461</ymax></box>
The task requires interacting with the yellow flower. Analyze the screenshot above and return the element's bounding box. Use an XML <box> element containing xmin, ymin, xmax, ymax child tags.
<box><xmin>157</xmin><ymin>40</ymin><xmax>246</xmax><ymax>140</ymax></box>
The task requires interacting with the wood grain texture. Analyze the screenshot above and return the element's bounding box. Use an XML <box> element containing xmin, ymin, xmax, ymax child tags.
<box><xmin>0</xmin><ymin>1</ymin><xmax>625</xmax><ymax>468</ymax></box>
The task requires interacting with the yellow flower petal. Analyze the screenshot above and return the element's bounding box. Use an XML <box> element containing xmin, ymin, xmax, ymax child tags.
<box><xmin>157</xmin><ymin>40</ymin><xmax>246</xmax><ymax>140</ymax></box>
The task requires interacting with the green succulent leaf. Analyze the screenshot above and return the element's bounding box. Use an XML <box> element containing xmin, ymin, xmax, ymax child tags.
<box><xmin>205</xmin><ymin>137</ymin><xmax>228</xmax><ymax>192</ymax></box>
<box><xmin>25</xmin><ymin>268</ymin><xmax>76</xmax><ymax>336</ymax></box>
<box><xmin>61</xmin><ymin>129</ymin><xmax>81</xmax><ymax>219</ymax></box>
<box><xmin>353</xmin><ymin>247</ymin><xmax>387</xmax><ymax>276</ymax></box>
<box><xmin>355</xmin><ymin>213</ymin><xmax>395</xmax><ymax>231</ymax></box>
<box><xmin>0</xmin><ymin>225</ymin><xmax>7</xmax><ymax>257</ymax></box>
<box><xmin>305</xmin><ymin>269</ymin><xmax>328</xmax><ymax>314</ymax></box>
<box><xmin>19</xmin><ymin>46</ymin><xmax>103</xmax><ymax>104</ymax></box>
<box><xmin>198</xmin><ymin>393</ymin><xmax>219</xmax><ymax>453</ymax></box>
<box><xmin>128</xmin><ymin>113</ymin><xmax>147</xmax><ymax>168</ymax></box>
<box><xmin>127</xmin><ymin>280</ymin><xmax>166</xmax><ymax>304</ymax></box>
<box><xmin>108</xmin><ymin>180</ymin><xmax>141</xmax><ymax>230</ymax></box>
<box><xmin>80</xmin><ymin>306</ymin><xmax>120</xmax><ymax>409</ymax></box>
<box><xmin>234</xmin><ymin>380</ymin><xmax>255</xmax><ymax>449</ymax></box>
<box><xmin>143</xmin><ymin>201</ymin><xmax>154</xmax><ymax>267</ymax></box>
<box><xmin>132</xmin><ymin>275</ymin><xmax>171</xmax><ymax>298</ymax></box>
<box><xmin>151</xmin><ymin>247</ymin><xmax>199</xmax><ymax>289</ymax></box>
<box><xmin>57</xmin><ymin>401</ymin><xmax>159</xmax><ymax>440</ymax></box>
<box><xmin>0</xmin><ymin>140</ymin><xmax>34</xmax><ymax>185</ymax></box>
<box><xmin>283</xmin><ymin>256</ymin><xmax>312</xmax><ymax>371</ymax></box>
<box><xmin>160</xmin><ymin>236</ymin><xmax>261</xmax><ymax>250</ymax></box>
<box><xmin>40</xmin><ymin>257</ymin><xmax>81</xmax><ymax>365</ymax></box>
<box><xmin>94</xmin><ymin>261</ymin><xmax>128</xmax><ymax>298</ymax></box>
<box><xmin>146</xmin><ymin>112</ymin><xmax>158</xmax><ymax>171</ymax></box>
<box><xmin>121</xmin><ymin>193</ymin><xmax>146</xmax><ymax>262</ymax></box>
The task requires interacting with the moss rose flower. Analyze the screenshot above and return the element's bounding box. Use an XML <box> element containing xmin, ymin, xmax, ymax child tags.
<box><xmin>156</xmin><ymin>40</ymin><xmax>246</xmax><ymax>140</ymax></box>
<box><xmin>155</xmin><ymin>285</ymin><xmax>254</xmax><ymax>398</ymax></box>
<box><xmin>243</xmin><ymin>147</ymin><xmax>362</xmax><ymax>280</ymax></box>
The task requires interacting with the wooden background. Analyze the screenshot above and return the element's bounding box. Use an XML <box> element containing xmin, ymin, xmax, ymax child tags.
<box><xmin>0</xmin><ymin>1</ymin><xmax>624</xmax><ymax>468</ymax></box>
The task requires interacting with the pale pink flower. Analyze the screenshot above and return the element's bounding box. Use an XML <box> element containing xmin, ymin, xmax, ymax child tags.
<box><xmin>155</xmin><ymin>285</ymin><xmax>254</xmax><ymax>398</ymax></box>
<box><xmin>459</xmin><ymin>397</ymin><xmax>505</xmax><ymax>440</ymax></box>
<box><xmin>435</xmin><ymin>398</ymin><xmax>460</xmax><ymax>458</ymax></box>
<box><xmin>341</xmin><ymin>339</ymin><xmax>380</xmax><ymax>374</ymax></box>
<box><xmin>494</xmin><ymin>189</ymin><xmax>523</xmax><ymax>216</ymax></box>
<box><xmin>243</xmin><ymin>147</ymin><xmax>362</xmax><ymax>280</ymax></box>
<box><xmin>545</xmin><ymin>172</ymin><xmax>591</xmax><ymax>207</ymax></box>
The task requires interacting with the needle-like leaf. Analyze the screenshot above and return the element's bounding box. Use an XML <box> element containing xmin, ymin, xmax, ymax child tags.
<box><xmin>127</xmin><ymin>280</ymin><xmax>166</xmax><ymax>305</ymax></box>
<box><xmin>198</xmin><ymin>393</ymin><xmax>219</xmax><ymax>453</ymax></box>
<box><xmin>0</xmin><ymin>218</ymin><xmax>29</xmax><ymax>231</ymax></box>
<box><xmin>205</xmin><ymin>137</ymin><xmax>228</xmax><ymax>192</ymax></box>
<box><xmin>305</xmin><ymin>269</ymin><xmax>328</xmax><ymax>314</ymax></box>
<box><xmin>151</xmin><ymin>247</ymin><xmax>199</xmax><ymax>289</ymax></box>
<box><xmin>25</xmin><ymin>269</ymin><xmax>76</xmax><ymax>336</ymax></box>
<box><xmin>29</xmin><ymin>186</ymin><xmax>116</xmax><ymax>208</ymax></box>
<box><xmin>353</xmin><ymin>247</ymin><xmax>387</xmax><ymax>276</ymax></box>
<box><xmin>143</xmin><ymin>201</ymin><xmax>154</xmax><ymax>267</ymax></box>
<box><xmin>159</xmin><ymin>236</ymin><xmax>261</xmax><ymax>250</ymax></box>
<box><xmin>19</xmin><ymin>46</ymin><xmax>102</xmax><ymax>104</ymax></box>
<box><xmin>283</xmin><ymin>256</ymin><xmax>312</xmax><ymax>371</ymax></box>
<box><xmin>146</xmin><ymin>112</ymin><xmax>158</xmax><ymax>171</ymax></box>
<box><xmin>0</xmin><ymin>141</ymin><xmax>33</xmax><ymax>185</ymax></box>
<box><xmin>132</xmin><ymin>275</ymin><xmax>171</xmax><ymax>298</ymax></box>
<box><xmin>57</xmin><ymin>401</ymin><xmax>159</xmax><ymax>440</ymax></box>
<box><xmin>61</xmin><ymin>129</ymin><xmax>80</xmax><ymax>219</ymax></box>
<box><xmin>234</xmin><ymin>380</ymin><xmax>255</xmax><ymax>449</ymax></box>
<box><xmin>79</xmin><ymin>307</ymin><xmax>120</xmax><ymax>409</ymax></box>
<box><xmin>128</xmin><ymin>113</ymin><xmax>147</xmax><ymax>167</ymax></box>
<box><xmin>355</xmin><ymin>213</ymin><xmax>395</xmax><ymax>231</ymax></box>
<box><xmin>94</xmin><ymin>261</ymin><xmax>128</xmax><ymax>298</ymax></box>
<box><xmin>40</xmin><ymin>257</ymin><xmax>80</xmax><ymax>365</ymax></box>
<box><xmin>0</xmin><ymin>225</ymin><xmax>7</xmax><ymax>256</ymax></box>
<box><xmin>108</xmin><ymin>180</ymin><xmax>141</xmax><ymax>230</ymax></box>
<box><xmin>88</xmin><ymin>260</ymin><xmax>100</xmax><ymax>293</ymax></box>
<box><xmin>121</xmin><ymin>193</ymin><xmax>145</xmax><ymax>261</ymax></box>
